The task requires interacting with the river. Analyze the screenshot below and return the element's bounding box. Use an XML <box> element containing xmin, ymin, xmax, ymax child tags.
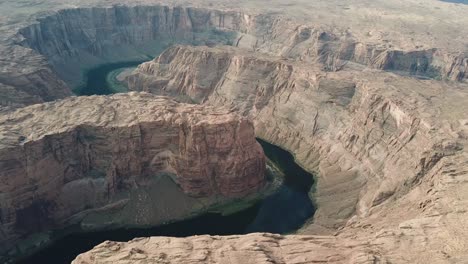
<box><xmin>17</xmin><ymin>63</ymin><xmax>316</xmax><ymax>264</ymax></box>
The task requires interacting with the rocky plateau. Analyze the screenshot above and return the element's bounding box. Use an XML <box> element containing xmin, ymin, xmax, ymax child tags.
<box><xmin>0</xmin><ymin>0</ymin><xmax>467</xmax><ymax>263</ymax></box>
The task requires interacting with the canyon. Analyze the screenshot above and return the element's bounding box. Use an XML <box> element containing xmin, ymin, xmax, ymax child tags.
<box><xmin>1</xmin><ymin>1</ymin><xmax>467</xmax><ymax>108</ymax></box>
<box><xmin>0</xmin><ymin>0</ymin><xmax>467</xmax><ymax>263</ymax></box>
<box><xmin>0</xmin><ymin>93</ymin><xmax>266</xmax><ymax>261</ymax></box>
<box><xmin>126</xmin><ymin>44</ymin><xmax>468</xmax><ymax>231</ymax></box>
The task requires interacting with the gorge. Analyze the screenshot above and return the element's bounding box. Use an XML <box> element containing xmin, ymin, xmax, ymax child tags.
<box><xmin>0</xmin><ymin>0</ymin><xmax>467</xmax><ymax>263</ymax></box>
<box><xmin>16</xmin><ymin>138</ymin><xmax>314</xmax><ymax>264</ymax></box>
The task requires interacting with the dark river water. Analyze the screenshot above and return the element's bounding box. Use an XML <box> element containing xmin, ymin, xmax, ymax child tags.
<box><xmin>17</xmin><ymin>64</ymin><xmax>315</xmax><ymax>264</ymax></box>
<box><xmin>74</xmin><ymin>61</ymin><xmax>147</xmax><ymax>95</ymax></box>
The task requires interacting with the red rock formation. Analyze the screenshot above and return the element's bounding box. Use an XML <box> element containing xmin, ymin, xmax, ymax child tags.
<box><xmin>124</xmin><ymin>45</ymin><xmax>468</xmax><ymax>263</ymax></box>
<box><xmin>3</xmin><ymin>3</ymin><xmax>467</xmax><ymax>108</ymax></box>
<box><xmin>0</xmin><ymin>93</ymin><xmax>265</xmax><ymax>259</ymax></box>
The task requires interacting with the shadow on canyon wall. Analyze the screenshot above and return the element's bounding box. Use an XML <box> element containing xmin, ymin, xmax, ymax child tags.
<box><xmin>16</xmin><ymin>138</ymin><xmax>315</xmax><ymax>264</ymax></box>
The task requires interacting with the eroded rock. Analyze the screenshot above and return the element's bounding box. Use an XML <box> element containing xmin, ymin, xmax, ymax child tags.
<box><xmin>121</xmin><ymin>45</ymin><xmax>468</xmax><ymax>262</ymax></box>
<box><xmin>0</xmin><ymin>93</ymin><xmax>265</xmax><ymax>259</ymax></box>
<box><xmin>73</xmin><ymin>233</ymin><xmax>382</xmax><ymax>264</ymax></box>
<box><xmin>1</xmin><ymin>2</ymin><xmax>467</xmax><ymax>107</ymax></box>
<box><xmin>0</xmin><ymin>0</ymin><xmax>468</xmax><ymax>263</ymax></box>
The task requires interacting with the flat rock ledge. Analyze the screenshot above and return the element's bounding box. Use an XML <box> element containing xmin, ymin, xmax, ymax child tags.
<box><xmin>73</xmin><ymin>233</ymin><xmax>375</xmax><ymax>264</ymax></box>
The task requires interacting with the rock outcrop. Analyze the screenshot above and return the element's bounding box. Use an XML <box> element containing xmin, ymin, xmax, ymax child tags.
<box><xmin>0</xmin><ymin>0</ymin><xmax>467</xmax><ymax>263</ymax></box>
<box><xmin>15</xmin><ymin>5</ymin><xmax>242</xmax><ymax>91</ymax></box>
<box><xmin>17</xmin><ymin>4</ymin><xmax>467</xmax><ymax>88</ymax></box>
<box><xmin>73</xmin><ymin>233</ymin><xmax>380</xmax><ymax>264</ymax></box>
<box><xmin>0</xmin><ymin>93</ymin><xmax>265</xmax><ymax>260</ymax></box>
<box><xmin>1</xmin><ymin>1</ymin><xmax>467</xmax><ymax>106</ymax></box>
<box><xmin>123</xmin><ymin>45</ymin><xmax>468</xmax><ymax>262</ymax></box>
<box><xmin>0</xmin><ymin>45</ymin><xmax>71</xmax><ymax>108</ymax></box>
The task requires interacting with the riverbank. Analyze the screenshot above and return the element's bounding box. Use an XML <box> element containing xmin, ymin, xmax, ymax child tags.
<box><xmin>15</xmin><ymin>139</ymin><xmax>317</xmax><ymax>264</ymax></box>
<box><xmin>73</xmin><ymin>61</ymin><xmax>147</xmax><ymax>96</ymax></box>
<box><xmin>14</xmin><ymin>60</ymin><xmax>321</xmax><ymax>264</ymax></box>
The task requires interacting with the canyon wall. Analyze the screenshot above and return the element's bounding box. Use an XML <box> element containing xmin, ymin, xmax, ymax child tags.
<box><xmin>3</xmin><ymin>3</ymin><xmax>466</xmax><ymax>107</ymax></box>
<box><xmin>19</xmin><ymin>5</ymin><xmax>466</xmax><ymax>87</ymax></box>
<box><xmin>0</xmin><ymin>93</ymin><xmax>265</xmax><ymax>260</ymax></box>
<box><xmin>0</xmin><ymin>1</ymin><xmax>467</xmax><ymax>263</ymax></box>
<box><xmin>0</xmin><ymin>45</ymin><xmax>71</xmax><ymax>108</ymax></box>
<box><xmin>127</xmin><ymin>45</ymin><xmax>468</xmax><ymax>234</ymax></box>
<box><xmin>80</xmin><ymin>43</ymin><xmax>468</xmax><ymax>263</ymax></box>
<box><xmin>17</xmin><ymin>5</ymin><xmax>244</xmax><ymax>89</ymax></box>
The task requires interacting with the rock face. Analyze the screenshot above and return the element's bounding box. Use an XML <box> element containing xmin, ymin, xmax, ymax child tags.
<box><xmin>17</xmin><ymin>4</ymin><xmax>467</xmax><ymax>87</ymax></box>
<box><xmin>0</xmin><ymin>0</ymin><xmax>468</xmax><ymax>263</ymax></box>
<box><xmin>1</xmin><ymin>1</ymin><xmax>467</xmax><ymax>106</ymax></box>
<box><xmin>0</xmin><ymin>45</ymin><xmax>72</xmax><ymax>108</ymax></box>
<box><xmin>73</xmin><ymin>233</ymin><xmax>378</xmax><ymax>264</ymax></box>
<box><xmin>16</xmin><ymin>5</ymin><xmax>241</xmax><ymax>89</ymax></box>
<box><xmin>0</xmin><ymin>93</ymin><xmax>265</xmax><ymax>260</ymax></box>
<box><xmin>124</xmin><ymin>45</ymin><xmax>468</xmax><ymax>262</ymax></box>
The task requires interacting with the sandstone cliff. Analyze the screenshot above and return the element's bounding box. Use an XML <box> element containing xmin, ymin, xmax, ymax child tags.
<box><xmin>0</xmin><ymin>93</ymin><xmax>265</xmax><ymax>260</ymax></box>
<box><xmin>2</xmin><ymin>2</ymin><xmax>467</xmax><ymax>106</ymax></box>
<box><xmin>18</xmin><ymin>5</ymin><xmax>466</xmax><ymax>88</ymax></box>
<box><xmin>123</xmin><ymin>45</ymin><xmax>468</xmax><ymax>262</ymax></box>
<box><xmin>0</xmin><ymin>0</ymin><xmax>467</xmax><ymax>263</ymax></box>
<box><xmin>73</xmin><ymin>233</ymin><xmax>380</xmax><ymax>264</ymax></box>
<box><xmin>0</xmin><ymin>45</ymin><xmax>71</xmax><ymax>107</ymax></box>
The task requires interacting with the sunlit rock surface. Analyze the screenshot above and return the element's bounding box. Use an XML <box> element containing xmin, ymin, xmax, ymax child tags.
<box><xmin>125</xmin><ymin>45</ymin><xmax>468</xmax><ymax>263</ymax></box>
<box><xmin>0</xmin><ymin>0</ymin><xmax>467</xmax><ymax>263</ymax></box>
<box><xmin>1</xmin><ymin>0</ymin><xmax>467</xmax><ymax>106</ymax></box>
<box><xmin>0</xmin><ymin>93</ymin><xmax>265</xmax><ymax>259</ymax></box>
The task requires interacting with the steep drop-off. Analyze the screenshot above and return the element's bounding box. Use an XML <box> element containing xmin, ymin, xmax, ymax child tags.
<box><xmin>0</xmin><ymin>1</ymin><xmax>467</xmax><ymax>263</ymax></box>
<box><xmin>0</xmin><ymin>93</ymin><xmax>265</xmax><ymax>261</ymax></box>
<box><xmin>19</xmin><ymin>5</ymin><xmax>466</xmax><ymax>86</ymax></box>
<box><xmin>122</xmin><ymin>45</ymin><xmax>468</xmax><ymax>262</ymax></box>
<box><xmin>17</xmin><ymin>6</ymin><xmax>240</xmax><ymax>91</ymax></box>
<box><xmin>16</xmin><ymin>138</ymin><xmax>315</xmax><ymax>264</ymax></box>
<box><xmin>0</xmin><ymin>48</ymin><xmax>71</xmax><ymax>108</ymax></box>
<box><xmin>2</xmin><ymin>3</ymin><xmax>467</xmax><ymax>107</ymax></box>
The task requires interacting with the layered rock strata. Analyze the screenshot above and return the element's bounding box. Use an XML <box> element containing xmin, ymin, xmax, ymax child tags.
<box><xmin>0</xmin><ymin>0</ymin><xmax>467</xmax><ymax>263</ymax></box>
<box><xmin>121</xmin><ymin>45</ymin><xmax>468</xmax><ymax>262</ymax></box>
<box><xmin>1</xmin><ymin>1</ymin><xmax>467</xmax><ymax>106</ymax></box>
<box><xmin>73</xmin><ymin>233</ymin><xmax>379</xmax><ymax>264</ymax></box>
<box><xmin>0</xmin><ymin>92</ymin><xmax>265</xmax><ymax>260</ymax></box>
<box><xmin>0</xmin><ymin>45</ymin><xmax>71</xmax><ymax>108</ymax></box>
<box><xmin>18</xmin><ymin>5</ymin><xmax>467</xmax><ymax>87</ymax></box>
